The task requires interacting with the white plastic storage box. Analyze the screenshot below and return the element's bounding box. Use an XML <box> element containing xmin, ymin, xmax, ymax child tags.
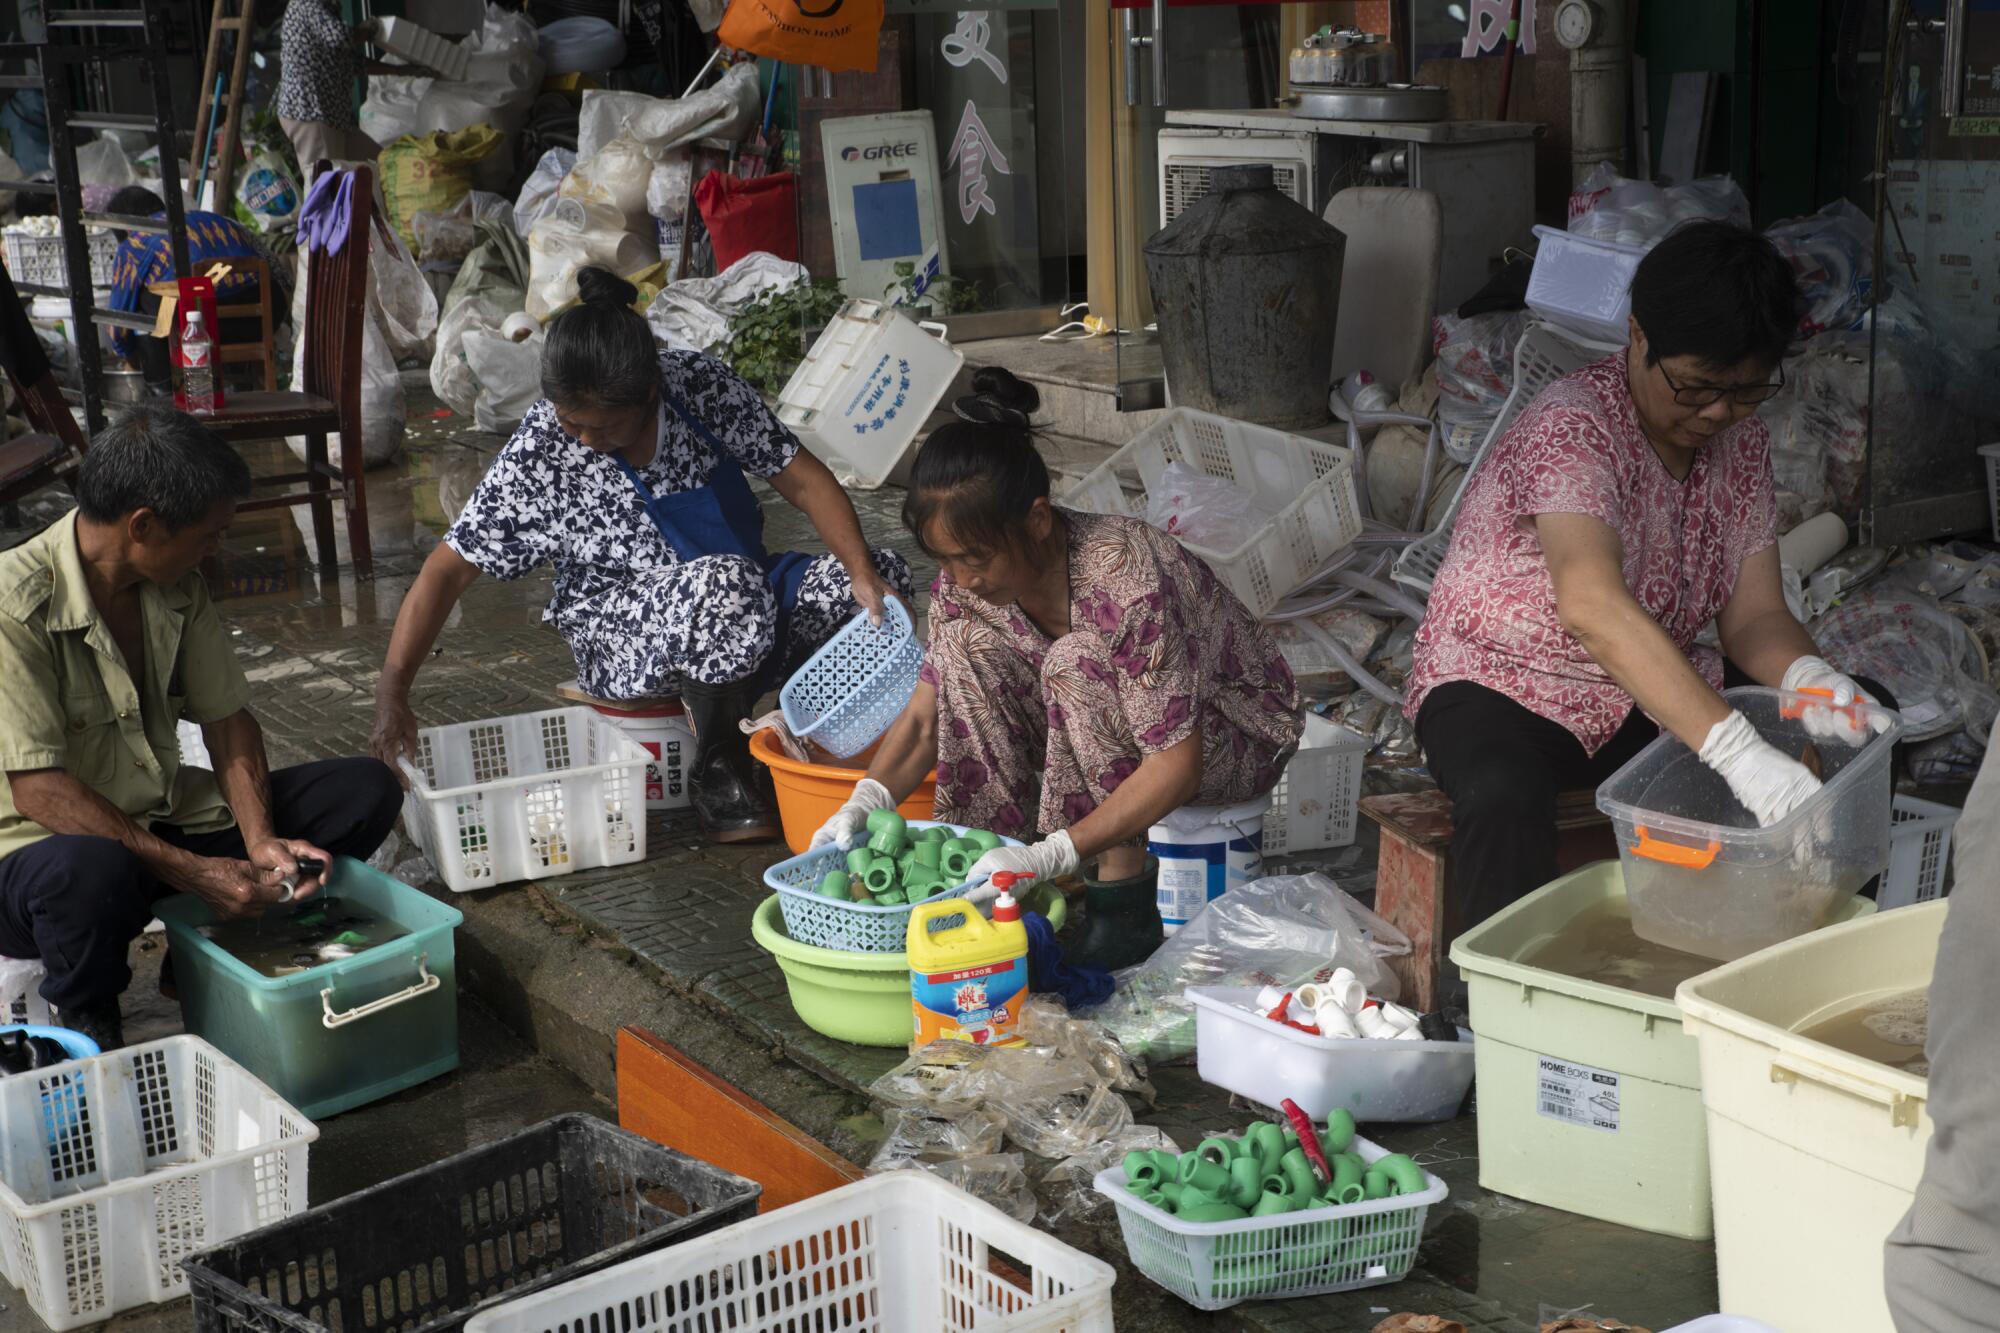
<box><xmin>1187</xmin><ymin>986</ymin><xmax>1473</xmax><ymax>1123</ymax></box>
<box><xmin>777</xmin><ymin>299</ymin><xmax>964</xmax><ymax>490</ymax></box>
<box><xmin>1881</xmin><ymin>793</ymin><xmax>1960</xmax><ymax>910</ymax></box>
<box><xmin>1061</xmin><ymin>408</ymin><xmax>1363</xmax><ymax>619</ymax></box>
<box><xmin>1096</xmin><ymin>1133</ymin><xmax>1447</xmax><ymax>1311</ymax></box>
<box><xmin>1677</xmin><ymin>900</ymin><xmax>1944</xmax><ymax>1333</ymax></box>
<box><xmin>0</xmin><ymin>1036</ymin><xmax>316</xmax><ymax>1331</ymax></box>
<box><xmin>1524</xmin><ymin>225</ymin><xmax>1648</xmax><ymax>343</ymax></box>
<box><xmin>461</xmin><ymin>1171</ymin><xmax>1116</xmax><ymax>1333</ymax></box>
<box><xmin>1597</xmin><ymin>685</ymin><xmax>1901</xmax><ymax>961</ymax></box>
<box><xmin>1263</xmin><ymin>713</ymin><xmax>1369</xmax><ymax>854</ymax></box>
<box><xmin>402</xmin><ymin>706</ymin><xmax>650</xmax><ymax>892</ymax></box>
<box><xmin>3</xmin><ymin>227</ymin><xmax>117</xmax><ymax>288</ymax></box>
<box><xmin>1449</xmin><ymin>860</ymin><xmax>1875</xmax><ymax>1241</ymax></box>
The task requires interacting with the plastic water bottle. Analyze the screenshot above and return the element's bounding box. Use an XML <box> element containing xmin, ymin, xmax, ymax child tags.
<box><xmin>178</xmin><ymin>309</ymin><xmax>216</xmax><ymax>416</ymax></box>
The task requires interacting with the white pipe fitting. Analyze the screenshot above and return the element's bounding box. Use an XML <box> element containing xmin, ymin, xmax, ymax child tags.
<box><xmin>1377</xmin><ymin>1002</ymin><xmax>1420</xmax><ymax>1033</ymax></box>
<box><xmin>1256</xmin><ymin>985</ymin><xmax>1292</xmax><ymax>1015</ymax></box>
<box><xmin>1312</xmin><ymin>1001</ymin><xmax>1358</xmax><ymax>1039</ymax></box>
<box><xmin>1393</xmin><ymin>1023</ymin><xmax>1426</xmax><ymax>1041</ymax></box>
<box><xmin>1354</xmin><ymin>1005</ymin><xmax>1392</xmax><ymax>1039</ymax></box>
<box><xmin>1330</xmin><ymin>976</ymin><xmax>1368</xmax><ymax>1014</ymax></box>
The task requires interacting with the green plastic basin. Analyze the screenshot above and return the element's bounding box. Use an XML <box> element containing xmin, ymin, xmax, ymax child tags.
<box><xmin>750</xmin><ymin>885</ymin><xmax>1067</xmax><ymax>1049</ymax></box>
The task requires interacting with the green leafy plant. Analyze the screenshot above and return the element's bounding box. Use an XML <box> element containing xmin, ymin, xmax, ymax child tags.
<box><xmin>885</xmin><ymin>259</ymin><xmax>980</xmax><ymax>315</ymax></box>
<box><xmin>711</xmin><ymin>279</ymin><xmax>846</xmax><ymax>396</ymax></box>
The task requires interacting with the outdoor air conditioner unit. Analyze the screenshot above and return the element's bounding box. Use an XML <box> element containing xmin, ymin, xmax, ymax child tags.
<box><xmin>1157</xmin><ymin>127</ymin><xmax>1320</xmax><ymax>229</ymax></box>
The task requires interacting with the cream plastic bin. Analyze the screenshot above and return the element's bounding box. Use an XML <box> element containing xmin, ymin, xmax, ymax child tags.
<box><xmin>1524</xmin><ymin>225</ymin><xmax>1648</xmax><ymax>343</ymax></box>
<box><xmin>1187</xmin><ymin>985</ymin><xmax>1474</xmax><ymax>1123</ymax></box>
<box><xmin>1597</xmin><ymin>685</ymin><xmax>1901</xmax><ymax>961</ymax></box>
<box><xmin>1449</xmin><ymin>860</ymin><xmax>1875</xmax><ymax>1241</ymax></box>
<box><xmin>1677</xmin><ymin>900</ymin><xmax>1943</xmax><ymax>1333</ymax></box>
<box><xmin>777</xmin><ymin>299</ymin><xmax>963</xmax><ymax>490</ymax></box>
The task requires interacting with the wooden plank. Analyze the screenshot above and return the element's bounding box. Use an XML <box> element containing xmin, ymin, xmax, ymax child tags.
<box><xmin>617</xmin><ymin>1027</ymin><xmax>862</xmax><ymax>1214</ymax></box>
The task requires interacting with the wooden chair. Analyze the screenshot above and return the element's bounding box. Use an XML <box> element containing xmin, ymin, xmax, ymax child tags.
<box><xmin>203</xmin><ymin>161</ymin><xmax>372</xmax><ymax>576</ymax></box>
<box><xmin>147</xmin><ymin>253</ymin><xmax>280</xmax><ymax>391</ymax></box>
<box><xmin>0</xmin><ymin>256</ymin><xmax>89</xmax><ymax>508</ymax></box>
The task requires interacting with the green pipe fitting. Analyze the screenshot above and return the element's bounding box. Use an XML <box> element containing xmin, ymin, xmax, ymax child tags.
<box><xmin>871</xmin><ymin>888</ymin><xmax>906</xmax><ymax>906</ymax></box>
<box><xmin>965</xmin><ymin>828</ymin><xmax>1002</xmax><ymax>852</ymax></box>
<box><xmin>1176</xmin><ymin>1185</ymin><xmax>1216</xmax><ymax>1210</ymax></box>
<box><xmin>862</xmin><ymin>861</ymin><xmax>897</xmax><ymax>895</ymax></box>
<box><xmin>1322</xmin><ymin>1108</ymin><xmax>1357</xmax><ymax>1155</ymax></box>
<box><xmin>903</xmin><ymin>871</ymin><xmax>943</xmax><ymax>901</ymax></box>
<box><xmin>939</xmin><ymin>840</ymin><xmax>975</xmax><ymax>880</ymax></box>
<box><xmin>1244</xmin><ymin>1120</ymin><xmax>1286</xmax><ymax>1174</ymax></box>
<box><xmin>1250</xmin><ymin>1191</ymin><xmax>1297</xmax><ymax>1218</ymax></box>
<box><xmin>1361</xmin><ymin>1167</ymin><xmax>1392</xmax><ymax>1201</ymax></box>
<box><xmin>1176</xmin><ymin>1202</ymin><xmax>1249</xmax><ymax>1222</ymax></box>
<box><xmin>845</xmin><ymin>847</ymin><xmax>877</xmax><ymax>875</ymax></box>
<box><xmin>1124</xmin><ymin>1152</ymin><xmax>1161</xmax><ymax>1189</ymax></box>
<box><xmin>1374</xmin><ymin>1153</ymin><xmax>1426</xmax><ymax>1196</ymax></box>
<box><xmin>1180</xmin><ymin>1155</ymin><xmax>1230</xmax><ymax>1195</ymax></box>
<box><xmin>817</xmin><ymin>871</ymin><xmax>851</xmax><ymax>899</ymax></box>
<box><xmin>912</xmin><ymin>840</ymin><xmax>942</xmax><ymax>869</ymax></box>
<box><xmin>1157</xmin><ymin>1179</ymin><xmax>1183</xmax><ymax>1208</ymax></box>
<box><xmin>1281</xmin><ymin>1126</ymin><xmax>1300</xmax><ymax>1151</ymax></box>
<box><xmin>1196</xmin><ymin>1136</ymin><xmax>1238</xmax><ymax>1167</ymax></box>
<box><xmin>1227</xmin><ymin>1156</ymin><xmax>1262</xmax><ymax>1208</ymax></box>
<box><xmin>868</xmin><ymin>828</ymin><xmax>908</xmax><ymax>858</ymax></box>
<box><xmin>1148</xmin><ymin>1150</ymin><xmax>1180</xmax><ymax>1180</ymax></box>
<box><xmin>1330</xmin><ymin>1153</ymin><xmax>1365</xmax><ymax>1204</ymax></box>
<box><xmin>1260</xmin><ymin>1172</ymin><xmax>1289</xmax><ymax>1199</ymax></box>
<box><xmin>865</xmin><ymin>809</ymin><xmax>906</xmax><ymax>841</ymax></box>
<box><xmin>915</xmin><ymin>824</ymin><xmax>949</xmax><ymax>844</ymax></box>
<box><xmin>1280</xmin><ymin>1147</ymin><xmax>1318</xmax><ymax>1201</ymax></box>
<box><xmin>896</xmin><ymin>851</ymin><xmax>920</xmax><ymax>879</ymax></box>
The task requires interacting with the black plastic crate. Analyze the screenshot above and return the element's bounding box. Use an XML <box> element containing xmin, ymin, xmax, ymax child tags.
<box><xmin>185</xmin><ymin>1113</ymin><xmax>762</xmax><ymax>1333</ymax></box>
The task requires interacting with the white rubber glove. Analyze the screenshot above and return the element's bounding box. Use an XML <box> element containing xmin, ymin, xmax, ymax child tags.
<box><xmin>963</xmin><ymin>831</ymin><xmax>1079</xmax><ymax>907</ymax></box>
<box><xmin>807</xmin><ymin>778</ymin><xmax>895</xmax><ymax>851</ymax></box>
<box><xmin>1699</xmin><ymin>710</ymin><xmax>1824</xmax><ymax>828</ymax></box>
<box><xmin>1782</xmin><ymin>654</ymin><xmax>1892</xmax><ymax>746</ymax></box>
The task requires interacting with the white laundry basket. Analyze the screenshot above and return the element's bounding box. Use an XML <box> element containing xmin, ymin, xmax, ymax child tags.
<box><xmin>0</xmin><ymin>1036</ymin><xmax>316</xmax><ymax>1330</ymax></box>
<box><xmin>1880</xmin><ymin>794</ymin><xmax>1960</xmax><ymax>911</ymax></box>
<box><xmin>1264</xmin><ymin>713</ymin><xmax>1370</xmax><ymax>854</ymax></box>
<box><xmin>777</xmin><ymin>299</ymin><xmax>964</xmax><ymax>490</ymax></box>
<box><xmin>462</xmin><ymin>1172</ymin><xmax>1116</xmax><ymax>1333</ymax></box>
<box><xmin>1062</xmin><ymin>408</ymin><xmax>1362</xmax><ymax>618</ymax></box>
<box><xmin>401</xmin><ymin>706</ymin><xmax>650</xmax><ymax>892</ymax></box>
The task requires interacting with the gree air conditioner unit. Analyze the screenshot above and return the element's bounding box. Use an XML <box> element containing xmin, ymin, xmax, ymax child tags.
<box><xmin>822</xmin><ymin>111</ymin><xmax>950</xmax><ymax>302</ymax></box>
<box><xmin>1157</xmin><ymin>127</ymin><xmax>1319</xmax><ymax>229</ymax></box>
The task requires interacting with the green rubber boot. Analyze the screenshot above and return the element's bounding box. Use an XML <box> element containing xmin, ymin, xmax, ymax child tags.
<box><xmin>1070</xmin><ymin>855</ymin><xmax>1163</xmax><ymax>971</ymax></box>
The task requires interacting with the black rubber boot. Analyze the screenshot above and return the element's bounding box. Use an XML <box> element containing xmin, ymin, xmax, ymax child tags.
<box><xmin>1070</xmin><ymin>855</ymin><xmax>1164</xmax><ymax>971</ymax></box>
<box><xmin>681</xmin><ymin>678</ymin><xmax>781</xmax><ymax>845</ymax></box>
<box><xmin>56</xmin><ymin>998</ymin><xmax>124</xmax><ymax>1052</ymax></box>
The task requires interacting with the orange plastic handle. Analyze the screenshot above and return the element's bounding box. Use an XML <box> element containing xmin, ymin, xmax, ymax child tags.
<box><xmin>1779</xmin><ymin>685</ymin><xmax>1870</xmax><ymax>725</ymax></box>
<box><xmin>1630</xmin><ymin>825</ymin><xmax>1720</xmax><ymax>870</ymax></box>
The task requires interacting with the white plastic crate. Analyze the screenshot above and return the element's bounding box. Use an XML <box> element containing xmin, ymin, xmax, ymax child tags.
<box><xmin>1880</xmin><ymin>793</ymin><xmax>1961</xmax><ymax>911</ymax></box>
<box><xmin>462</xmin><ymin>1172</ymin><xmax>1117</xmax><ymax>1333</ymax></box>
<box><xmin>780</xmin><ymin>593</ymin><xmax>922</xmax><ymax>758</ymax></box>
<box><xmin>1524</xmin><ymin>224</ymin><xmax>1649</xmax><ymax>343</ymax></box>
<box><xmin>1264</xmin><ymin>713</ymin><xmax>1369</xmax><ymax>854</ymax></box>
<box><xmin>402</xmin><ymin>706</ymin><xmax>650</xmax><ymax>893</ymax></box>
<box><xmin>1095</xmin><ymin>1133</ymin><xmax>1447</xmax><ymax>1311</ymax></box>
<box><xmin>3</xmin><ymin>227</ymin><xmax>117</xmax><ymax>289</ymax></box>
<box><xmin>777</xmin><ymin>299</ymin><xmax>964</xmax><ymax>490</ymax></box>
<box><xmin>1061</xmin><ymin>408</ymin><xmax>1362</xmax><ymax>618</ymax></box>
<box><xmin>0</xmin><ymin>1036</ymin><xmax>315</xmax><ymax>1331</ymax></box>
<box><xmin>1393</xmin><ymin>321</ymin><xmax>1613</xmax><ymax>596</ymax></box>
<box><xmin>0</xmin><ymin>955</ymin><xmax>49</xmax><ymax>1025</ymax></box>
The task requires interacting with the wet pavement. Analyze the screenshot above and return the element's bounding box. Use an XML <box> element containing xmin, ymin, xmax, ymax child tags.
<box><xmin>0</xmin><ymin>381</ymin><xmax>1725</xmax><ymax>1332</ymax></box>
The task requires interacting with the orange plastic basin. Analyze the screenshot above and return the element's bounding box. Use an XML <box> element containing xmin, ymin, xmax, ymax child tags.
<box><xmin>749</xmin><ymin>728</ymin><xmax>936</xmax><ymax>854</ymax></box>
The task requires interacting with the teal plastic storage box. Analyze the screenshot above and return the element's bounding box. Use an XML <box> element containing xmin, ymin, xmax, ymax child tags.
<box><xmin>156</xmin><ymin>856</ymin><xmax>462</xmax><ymax>1118</ymax></box>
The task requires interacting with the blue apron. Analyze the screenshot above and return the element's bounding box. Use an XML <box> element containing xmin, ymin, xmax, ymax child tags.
<box><xmin>613</xmin><ymin>391</ymin><xmax>814</xmax><ymax>693</ymax></box>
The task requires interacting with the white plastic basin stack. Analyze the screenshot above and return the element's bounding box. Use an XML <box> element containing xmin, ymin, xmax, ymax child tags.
<box><xmin>1258</xmin><ymin>969</ymin><xmax>1424</xmax><ymax>1041</ymax></box>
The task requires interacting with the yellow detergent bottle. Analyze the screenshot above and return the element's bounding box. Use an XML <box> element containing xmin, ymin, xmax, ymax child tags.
<box><xmin>906</xmin><ymin>871</ymin><xmax>1031</xmax><ymax>1049</ymax></box>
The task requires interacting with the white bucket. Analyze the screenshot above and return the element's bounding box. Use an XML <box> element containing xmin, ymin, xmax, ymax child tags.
<box><xmin>587</xmin><ymin>697</ymin><xmax>695</xmax><ymax>811</ymax></box>
<box><xmin>1148</xmin><ymin>796</ymin><xmax>1269</xmax><ymax>935</ymax></box>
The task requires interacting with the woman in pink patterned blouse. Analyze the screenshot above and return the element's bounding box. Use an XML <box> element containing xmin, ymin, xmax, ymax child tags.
<box><xmin>809</xmin><ymin>412</ymin><xmax>1303</xmax><ymax>970</ymax></box>
<box><xmin>1407</xmin><ymin>222</ymin><xmax>1893</xmax><ymax>930</ymax></box>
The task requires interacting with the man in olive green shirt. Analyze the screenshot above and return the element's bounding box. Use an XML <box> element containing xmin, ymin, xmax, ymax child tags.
<box><xmin>0</xmin><ymin>404</ymin><xmax>401</xmax><ymax>1048</ymax></box>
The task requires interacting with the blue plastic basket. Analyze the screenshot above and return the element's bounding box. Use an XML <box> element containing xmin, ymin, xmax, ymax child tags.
<box><xmin>764</xmin><ymin>820</ymin><xmax>1024</xmax><ymax>953</ymax></box>
<box><xmin>0</xmin><ymin>1024</ymin><xmax>99</xmax><ymax>1066</ymax></box>
<box><xmin>780</xmin><ymin>594</ymin><xmax>923</xmax><ymax>758</ymax></box>
<box><xmin>1</xmin><ymin>1025</ymin><xmax>102</xmax><ymax>1139</ymax></box>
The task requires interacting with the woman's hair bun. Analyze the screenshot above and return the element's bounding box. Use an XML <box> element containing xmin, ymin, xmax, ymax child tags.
<box><xmin>576</xmin><ymin>266</ymin><xmax>639</xmax><ymax>309</ymax></box>
<box><xmin>969</xmin><ymin>365</ymin><xmax>1040</xmax><ymax>414</ymax></box>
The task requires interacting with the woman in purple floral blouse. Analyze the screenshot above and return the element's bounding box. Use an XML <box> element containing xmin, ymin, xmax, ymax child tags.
<box><xmin>811</xmin><ymin>418</ymin><xmax>1303</xmax><ymax>967</ymax></box>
